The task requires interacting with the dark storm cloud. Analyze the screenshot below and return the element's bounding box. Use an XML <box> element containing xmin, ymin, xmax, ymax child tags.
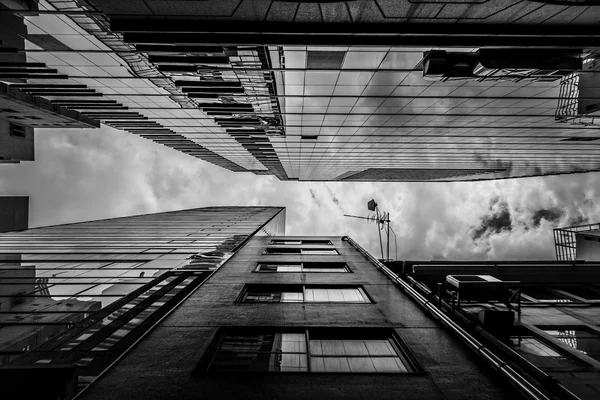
<box><xmin>471</xmin><ymin>197</ymin><xmax>512</xmax><ymax>241</ymax></box>
<box><xmin>531</xmin><ymin>208</ymin><xmax>564</xmax><ymax>227</ymax></box>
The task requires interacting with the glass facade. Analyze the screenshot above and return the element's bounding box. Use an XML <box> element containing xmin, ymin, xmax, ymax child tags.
<box><xmin>2</xmin><ymin>1</ymin><xmax>600</xmax><ymax>181</ymax></box>
<box><xmin>0</xmin><ymin>206</ymin><xmax>284</xmax><ymax>391</ymax></box>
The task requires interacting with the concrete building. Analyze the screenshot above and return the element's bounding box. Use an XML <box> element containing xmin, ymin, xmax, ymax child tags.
<box><xmin>0</xmin><ymin>206</ymin><xmax>284</xmax><ymax>397</ymax></box>
<box><xmin>388</xmin><ymin>260</ymin><xmax>600</xmax><ymax>400</ymax></box>
<box><xmin>2</xmin><ymin>1</ymin><xmax>600</xmax><ymax>178</ymax></box>
<box><xmin>554</xmin><ymin>223</ymin><xmax>600</xmax><ymax>261</ymax></box>
<box><xmin>0</xmin><ymin>196</ymin><xmax>28</xmax><ymax>232</ymax></box>
<box><xmin>45</xmin><ymin>235</ymin><xmax>527</xmax><ymax>400</ymax></box>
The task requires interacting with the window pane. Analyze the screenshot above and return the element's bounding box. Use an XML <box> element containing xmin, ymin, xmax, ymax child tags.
<box><xmin>347</xmin><ymin>357</ymin><xmax>376</xmax><ymax>372</ymax></box>
<box><xmin>322</xmin><ymin>357</ymin><xmax>351</xmax><ymax>372</ymax></box>
<box><xmin>281</xmin><ymin>292</ymin><xmax>303</xmax><ymax>302</ymax></box>
<box><xmin>365</xmin><ymin>340</ymin><xmax>396</xmax><ymax>356</ymax></box>
<box><xmin>319</xmin><ymin>340</ymin><xmax>346</xmax><ymax>355</ymax></box>
<box><xmin>372</xmin><ymin>357</ymin><xmax>407</xmax><ymax>372</ymax></box>
<box><xmin>343</xmin><ymin>340</ymin><xmax>369</xmax><ymax>355</ymax></box>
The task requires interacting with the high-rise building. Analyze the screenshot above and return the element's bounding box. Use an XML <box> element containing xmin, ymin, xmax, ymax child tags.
<box><xmin>0</xmin><ymin>206</ymin><xmax>284</xmax><ymax>397</ymax></box>
<box><xmin>2</xmin><ymin>1</ymin><xmax>600</xmax><ymax>179</ymax></box>
<box><xmin>554</xmin><ymin>222</ymin><xmax>600</xmax><ymax>261</ymax></box>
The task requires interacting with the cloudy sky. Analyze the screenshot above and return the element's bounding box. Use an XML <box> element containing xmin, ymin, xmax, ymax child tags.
<box><xmin>1</xmin><ymin>124</ymin><xmax>598</xmax><ymax>261</ymax></box>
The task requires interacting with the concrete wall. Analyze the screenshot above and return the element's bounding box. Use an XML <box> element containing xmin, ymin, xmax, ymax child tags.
<box><xmin>577</xmin><ymin>234</ymin><xmax>600</xmax><ymax>261</ymax></box>
<box><xmin>0</xmin><ymin>197</ymin><xmax>28</xmax><ymax>232</ymax></box>
<box><xmin>79</xmin><ymin>236</ymin><xmax>517</xmax><ymax>400</ymax></box>
<box><xmin>0</xmin><ymin>121</ymin><xmax>34</xmax><ymax>162</ymax></box>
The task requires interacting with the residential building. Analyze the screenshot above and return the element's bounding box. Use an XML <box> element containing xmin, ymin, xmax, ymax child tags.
<box><xmin>554</xmin><ymin>223</ymin><xmax>600</xmax><ymax>261</ymax></box>
<box><xmin>2</xmin><ymin>1</ymin><xmax>600</xmax><ymax>178</ymax></box>
<box><xmin>0</xmin><ymin>196</ymin><xmax>28</xmax><ymax>232</ymax></box>
<box><xmin>0</xmin><ymin>206</ymin><xmax>284</xmax><ymax>397</ymax></box>
<box><xmin>387</xmin><ymin>259</ymin><xmax>600</xmax><ymax>400</ymax></box>
<box><xmin>70</xmin><ymin>235</ymin><xmax>529</xmax><ymax>400</ymax></box>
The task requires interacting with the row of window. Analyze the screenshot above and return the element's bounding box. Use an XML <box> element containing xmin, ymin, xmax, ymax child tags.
<box><xmin>200</xmin><ymin>328</ymin><xmax>419</xmax><ymax>374</ymax></box>
<box><xmin>256</xmin><ymin>262</ymin><xmax>349</xmax><ymax>273</ymax></box>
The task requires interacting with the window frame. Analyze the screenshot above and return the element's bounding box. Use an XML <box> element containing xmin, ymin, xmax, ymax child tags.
<box><xmin>196</xmin><ymin>327</ymin><xmax>424</xmax><ymax>374</ymax></box>
<box><xmin>269</xmin><ymin>239</ymin><xmax>333</xmax><ymax>246</ymax></box>
<box><xmin>263</xmin><ymin>247</ymin><xmax>339</xmax><ymax>255</ymax></box>
<box><xmin>254</xmin><ymin>262</ymin><xmax>351</xmax><ymax>273</ymax></box>
<box><xmin>9</xmin><ymin>123</ymin><xmax>27</xmax><ymax>138</ymax></box>
<box><xmin>237</xmin><ymin>284</ymin><xmax>372</xmax><ymax>304</ymax></box>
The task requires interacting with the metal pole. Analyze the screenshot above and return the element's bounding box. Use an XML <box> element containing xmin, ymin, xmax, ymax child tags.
<box><xmin>386</xmin><ymin>215</ymin><xmax>390</xmax><ymax>262</ymax></box>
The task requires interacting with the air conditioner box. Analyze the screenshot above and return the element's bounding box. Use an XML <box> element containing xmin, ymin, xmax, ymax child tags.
<box><xmin>446</xmin><ymin>275</ymin><xmax>505</xmax><ymax>302</ymax></box>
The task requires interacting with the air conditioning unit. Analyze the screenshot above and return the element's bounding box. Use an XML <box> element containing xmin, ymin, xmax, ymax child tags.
<box><xmin>446</xmin><ymin>275</ymin><xmax>505</xmax><ymax>302</ymax></box>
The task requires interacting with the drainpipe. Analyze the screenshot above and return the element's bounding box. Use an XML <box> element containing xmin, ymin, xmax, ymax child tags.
<box><xmin>343</xmin><ymin>236</ymin><xmax>551</xmax><ymax>400</ymax></box>
<box><xmin>402</xmin><ymin>275</ymin><xmax>582</xmax><ymax>400</ymax></box>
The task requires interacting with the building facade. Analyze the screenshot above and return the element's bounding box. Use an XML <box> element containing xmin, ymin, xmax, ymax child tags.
<box><xmin>71</xmin><ymin>235</ymin><xmax>528</xmax><ymax>400</ymax></box>
<box><xmin>390</xmin><ymin>260</ymin><xmax>600</xmax><ymax>400</ymax></box>
<box><xmin>0</xmin><ymin>206</ymin><xmax>284</xmax><ymax>397</ymax></box>
<box><xmin>1</xmin><ymin>1</ymin><xmax>600</xmax><ymax>179</ymax></box>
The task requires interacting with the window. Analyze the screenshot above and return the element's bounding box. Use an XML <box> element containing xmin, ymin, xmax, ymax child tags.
<box><xmin>264</xmin><ymin>248</ymin><xmax>338</xmax><ymax>255</ymax></box>
<box><xmin>202</xmin><ymin>328</ymin><xmax>417</xmax><ymax>373</ymax></box>
<box><xmin>539</xmin><ymin>326</ymin><xmax>600</xmax><ymax>362</ymax></box>
<box><xmin>510</xmin><ymin>328</ymin><xmax>585</xmax><ymax>371</ymax></box>
<box><xmin>269</xmin><ymin>240</ymin><xmax>333</xmax><ymax>246</ymax></box>
<box><xmin>256</xmin><ymin>262</ymin><xmax>350</xmax><ymax>273</ymax></box>
<box><xmin>239</xmin><ymin>285</ymin><xmax>370</xmax><ymax>303</ymax></box>
<box><xmin>9</xmin><ymin>124</ymin><xmax>26</xmax><ymax>138</ymax></box>
<box><xmin>521</xmin><ymin>286</ymin><xmax>574</xmax><ymax>303</ymax></box>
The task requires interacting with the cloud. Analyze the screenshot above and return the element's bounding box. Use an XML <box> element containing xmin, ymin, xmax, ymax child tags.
<box><xmin>531</xmin><ymin>208</ymin><xmax>564</xmax><ymax>227</ymax></box>
<box><xmin>470</xmin><ymin>197</ymin><xmax>512</xmax><ymax>241</ymax></box>
<box><xmin>1</xmin><ymin>126</ymin><xmax>599</xmax><ymax>261</ymax></box>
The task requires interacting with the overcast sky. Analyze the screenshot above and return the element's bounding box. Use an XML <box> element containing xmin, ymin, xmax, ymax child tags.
<box><xmin>1</xmin><ymin>124</ymin><xmax>598</xmax><ymax>260</ymax></box>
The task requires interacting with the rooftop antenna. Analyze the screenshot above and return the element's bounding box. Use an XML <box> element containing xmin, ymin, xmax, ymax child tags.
<box><xmin>344</xmin><ymin>199</ymin><xmax>398</xmax><ymax>261</ymax></box>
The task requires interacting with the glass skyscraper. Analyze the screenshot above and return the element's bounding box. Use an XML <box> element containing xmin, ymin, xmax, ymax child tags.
<box><xmin>0</xmin><ymin>206</ymin><xmax>284</xmax><ymax>392</ymax></box>
<box><xmin>2</xmin><ymin>1</ymin><xmax>600</xmax><ymax>181</ymax></box>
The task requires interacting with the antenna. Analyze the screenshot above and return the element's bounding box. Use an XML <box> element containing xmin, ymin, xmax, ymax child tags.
<box><xmin>344</xmin><ymin>199</ymin><xmax>398</xmax><ymax>261</ymax></box>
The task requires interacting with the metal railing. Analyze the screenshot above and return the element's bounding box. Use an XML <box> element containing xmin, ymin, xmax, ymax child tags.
<box><xmin>554</xmin><ymin>223</ymin><xmax>600</xmax><ymax>260</ymax></box>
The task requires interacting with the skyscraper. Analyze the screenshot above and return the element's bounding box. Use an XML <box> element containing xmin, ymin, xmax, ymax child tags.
<box><xmin>0</xmin><ymin>206</ymin><xmax>284</xmax><ymax>396</ymax></box>
<box><xmin>2</xmin><ymin>1</ymin><xmax>600</xmax><ymax>179</ymax></box>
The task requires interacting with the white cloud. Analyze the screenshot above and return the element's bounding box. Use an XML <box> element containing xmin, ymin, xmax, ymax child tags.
<box><xmin>0</xmin><ymin>125</ymin><xmax>598</xmax><ymax>261</ymax></box>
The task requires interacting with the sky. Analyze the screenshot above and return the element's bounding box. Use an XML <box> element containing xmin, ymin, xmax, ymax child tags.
<box><xmin>1</xmin><ymin>124</ymin><xmax>598</xmax><ymax>261</ymax></box>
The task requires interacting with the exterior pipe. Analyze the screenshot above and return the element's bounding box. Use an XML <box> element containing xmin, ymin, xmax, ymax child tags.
<box><xmin>343</xmin><ymin>236</ymin><xmax>551</xmax><ymax>400</ymax></box>
<box><xmin>403</xmin><ymin>275</ymin><xmax>582</xmax><ymax>400</ymax></box>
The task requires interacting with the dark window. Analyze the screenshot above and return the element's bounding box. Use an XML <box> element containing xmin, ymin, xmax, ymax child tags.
<box><xmin>269</xmin><ymin>240</ymin><xmax>333</xmax><ymax>246</ymax></box>
<box><xmin>256</xmin><ymin>262</ymin><xmax>349</xmax><ymax>273</ymax></box>
<box><xmin>539</xmin><ymin>326</ymin><xmax>600</xmax><ymax>363</ymax></box>
<box><xmin>204</xmin><ymin>328</ymin><xmax>416</xmax><ymax>373</ymax></box>
<box><xmin>301</xmin><ymin>135</ymin><xmax>318</xmax><ymax>140</ymax></box>
<box><xmin>240</xmin><ymin>285</ymin><xmax>370</xmax><ymax>303</ymax></box>
<box><xmin>521</xmin><ymin>286</ymin><xmax>574</xmax><ymax>303</ymax></box>
<box><xmin>264</xmin><ymin>248</ymin><xmax>338</xmax><ymax>255</ymax></box>
<box><xmin>306</xmin><ymin>51</ymin><xmax>345</xmax><ymax>69</ymax></box>
<box><xmin>561</xmin><ymin>137</ymin><xmax>599</xmax><ymax>142</ymax></box>
<box><xmin>9</xmin><ymin>124</ymin><xmax>26</xmax><ymax>138</ymax></box>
